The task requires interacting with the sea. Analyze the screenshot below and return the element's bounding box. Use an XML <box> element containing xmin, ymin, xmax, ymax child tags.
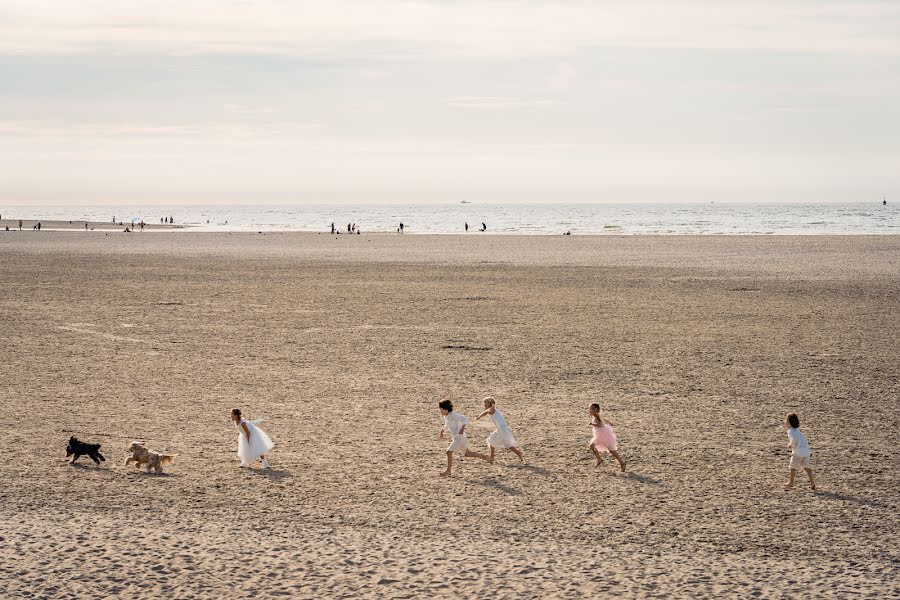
<box><xmin>3</xmin><ymin>202</ymin><xmax>897</xmax><ymax>235</ymax></box>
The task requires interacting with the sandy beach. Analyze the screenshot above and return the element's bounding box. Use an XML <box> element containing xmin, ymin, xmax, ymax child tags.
<box><xmin>0</xmin><ymin>232</ymin><xmax>897</xmax><ymax>598</ymax></box>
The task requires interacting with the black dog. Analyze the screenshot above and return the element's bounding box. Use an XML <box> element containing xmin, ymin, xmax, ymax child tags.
<box><xmin>66</xmin><ymin>436</ymin><xmax>106</xmax><ymax>465</ymax></box>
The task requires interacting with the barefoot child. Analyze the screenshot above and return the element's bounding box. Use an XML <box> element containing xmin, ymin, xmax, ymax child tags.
<box><xmin>588</xmin><ymin>403</ymin><xmax>626</xmax><ymax>471</ymax></box>
<box><xmin>230</xmin><ymin>408</ymin><xmax>274</xmax><ymax>470</ymax></box>
<box><xmin>784</xmin><ymin>413</ymin><xmax>816</xmax><ymax>490</ymax></box>
<box><xmin>438</xmin><ymin>400</ymin><xmax>490</xmax><ymax>477</ymax></box>
<box><xmin>475</xmin><ymin>397</ymin><xmax>524</xmax><ymax>463</ymax></box>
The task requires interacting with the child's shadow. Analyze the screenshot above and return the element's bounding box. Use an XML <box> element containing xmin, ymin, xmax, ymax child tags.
<box><xmin>623</xmin><ymin>472</ymin><xmax>662</xmax><ymax>486</ymax></box>
<box><xmin>815</xmin><ymin>490</ymin><xmax>884</xmax><ymax>508</ymax></box>
<box><xmin>506</xmin><ymin>463</ymin><xmax>554</xmax><ymax>476</ymax></box>
<box><xmin>462</xmin><ymin>477</ymin><xmax>522</xmax><ymax>496</ymax></box>
<box><xmin>251</xmin><ymin>468</ymin><xmax>291</xmax><ymax>480</ymax></box>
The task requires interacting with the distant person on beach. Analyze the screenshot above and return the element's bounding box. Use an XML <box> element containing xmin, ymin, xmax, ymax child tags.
<box><xmin>18</xmin><ymin>220</ymin><xmax>22</xmax><ymax>231</ymax></box>
<box><xmin>231</xmin><ymin>408</ymin><xmax>273</xmax><ymax>470</ymax></box>
<box><xmin>884</xmin><ymin>198</ymin><xmax>888</xmax><ymax>206</ymax></box>
<box><xmin>475</xmin><ymin>397</ymin><xmax>524</xmax><ymax>463</ymax></box>
<box><xmin>331</xmin><ymin>222</ymin><xmax>335</xmax><ymax>234</ymax></box>
<box><xmin>37</xmin><ymin>222</ymin><xmax>41</xmax><ymax>231</ymax></box>
<box><xmin>438</xmin><ymin>400</ymin><xmax>490</xmax><ymax>477</ymax></box>
<box><xmin>85</xmin><ymin>223</ymin><xmax>88</xmax><ymax>231</ymax></box>
<box><xmin>588</xmin><ymin>403</ymin><xmax>626</xmax><ymax>471</ymax></box>
<box><xmin>169</xmin><ymin>216</ymin><xmax>174</xmax><ymax>224</ymax></box>
<box><xmin>112</xmin><ymin>216</ymin><xmax>115</xmax><ymax>223</ymax></box>
<box><xmin>140</xmin><ymin>221</ymin><xmax>145</xmax><ymax>231</ymax></box>
<box><xmin>465</xmin><ymin>222</ymin><xmax>468</xmax><ymax>232</ymax></box>
<box><xmin>399</xmin><ymin>222</ymin><xmax>404</xmax><ymax>233</ymax></box>
<box><xmin>348</xmin><ymin>223</ymin><xmax>352</xmax><ymax>233</ymax></box>
<box><xmin>784</xmin><ymin>413</ymin><xmax>816</xmax><ymax>491</ymax></box>
<box><xmin>481</xmin><ymin>222</ymin><xmax>487</xmax><ymax>232</ymax></box>
<box><xmin>124</xmin><ymin>227</ymin><xmax>131</xmax><ymax>232</ymax></box>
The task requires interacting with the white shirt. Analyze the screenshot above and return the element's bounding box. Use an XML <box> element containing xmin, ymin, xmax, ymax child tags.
<box><xmin>444</xmin><ymin>412</ymin><xmax>469</xmax><ymax>437</ymax></box>
<box><xmin>787</xmin><ymin>428</ymin><xmax>811</xmax><ymax>457</ymax></box>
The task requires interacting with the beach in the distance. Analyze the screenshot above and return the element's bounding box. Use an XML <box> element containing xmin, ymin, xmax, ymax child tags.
<box><xmin>1</xmin><ymin>232</ymin><xmax>897</xmax><ymax>598</ymax></box>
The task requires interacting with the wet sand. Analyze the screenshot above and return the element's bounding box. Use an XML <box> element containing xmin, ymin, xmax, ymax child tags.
<box><xmin>0</xmin><ymin>232</ymin><xmax>897</xmax><ymax>598</ymax></box>
<box><xmin>0</xmin><ymin>219</ymin><xmax>183</xmax><ymax>231</ymax></box>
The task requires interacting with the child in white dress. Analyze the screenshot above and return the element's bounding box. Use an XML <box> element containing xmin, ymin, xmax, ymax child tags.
<box><xmin>784</xmin><ymin>413</ymin><xmax>816</xmax><ymax>490</ymax></box>
<box><xmin>475</xmin><ymin>397</ymin><xmax>524</xmax><ymax>463</ymax></box>
<box><xmin>231</xmin><ymin>408</ymin><xmax>273</xmax><ymax>470</ymax></box>
<box><xmin>438</xmin><ymin>400</ymin><xmax>490</xmax><ymax>477</ymax></box>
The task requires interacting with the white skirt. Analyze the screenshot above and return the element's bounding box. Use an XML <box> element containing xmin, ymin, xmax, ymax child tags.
<box><xmin>237</xmin><ymin>421</ymin><xmax>274</xmax><ymax>462</ymax></box>
<box><xmin>447</xmin><ymin>434</ymin><xmax>468</xmax><ymax>453</ymax></box>
<box><xmin>487</xmin><ymin>429</ymin><xmax>517</xmax><ymax>449</ymax></box>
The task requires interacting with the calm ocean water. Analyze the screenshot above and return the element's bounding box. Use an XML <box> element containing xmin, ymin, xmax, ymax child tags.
<box><xmin>4</xmin><ymin>202</ymin><xmax>898</xmax><ymax>235</ymax></box>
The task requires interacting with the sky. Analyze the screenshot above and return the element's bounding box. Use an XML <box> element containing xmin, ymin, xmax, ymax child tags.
<box><xmin>1</xmin><ymin>0</ymin><xmax>898</xmax><ymax>205</ymax></box>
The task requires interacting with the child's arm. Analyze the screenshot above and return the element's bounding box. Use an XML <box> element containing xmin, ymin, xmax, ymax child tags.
<box><xmin>475</xmin><ymin>408</ymin><xmax>493</xmax><ymax>420</ymax></box>
<box><xmin>241</xmin><ymin>422</ymin><xmax>251</xmax><ymax>442</ymax></box>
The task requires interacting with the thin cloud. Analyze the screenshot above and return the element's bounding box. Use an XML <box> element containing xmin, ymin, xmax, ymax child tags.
<box><xmin>444</xmin><ymin>97</ymin><xmax>565</xmax><ymax>109</ymax></box>
<box><xmin>1</xmin><ymin>1</ymin><xmax>898</xmax><ymax>57</ymax></box>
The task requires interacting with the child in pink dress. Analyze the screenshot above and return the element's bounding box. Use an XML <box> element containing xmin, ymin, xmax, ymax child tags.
<box><xmin>589</xmin><ymin>403</ymin><xmax>626</xmax><ymax>471</ymax></box>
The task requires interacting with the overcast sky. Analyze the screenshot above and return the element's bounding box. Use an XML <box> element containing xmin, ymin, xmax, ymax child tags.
<box><xmin>1</xmin><ymin>0</ymin><xmax>898</xmax><ymax>204</ymax></box>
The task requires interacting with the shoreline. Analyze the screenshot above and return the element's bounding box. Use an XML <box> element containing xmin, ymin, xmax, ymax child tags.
<box><xmin>1</xmin><ymin>222</ymin><xmax>898</xmax><ymax>236</ymax></box>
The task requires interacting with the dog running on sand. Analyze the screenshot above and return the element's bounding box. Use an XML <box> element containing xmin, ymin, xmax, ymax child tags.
<box><xmin>126</xmin><ymin>441</ymin><xmax>176</xmax><ymax>474</ymax></box>
<box><xmin>66</xmin><ymin>436</ymin><xmax>106</xmax><ymax>465</ymax></box>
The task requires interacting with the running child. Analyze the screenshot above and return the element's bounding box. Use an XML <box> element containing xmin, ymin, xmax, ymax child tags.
<box><xmin>230</xmin><ymin>408</ymin><xmax>274</xmax><ymax>470</ymax></box>
<box><xmin>475</xmin><ymin>397</ymin><xmax>524</xmax><ymax>463</ymax></box>
<box><xmin>784</xmin><ymin>412</ymin><xmax>816</xmax><ymax>490</ymax></box>
<box><xmin>588</xmin><ymin>403</ymin><xmax>626</xmax><ymax>471</ymax></box>
<box><xmin>438</xmin><ymin>400</ymin><xmax>490</xmax><ymax>477</ymax></box>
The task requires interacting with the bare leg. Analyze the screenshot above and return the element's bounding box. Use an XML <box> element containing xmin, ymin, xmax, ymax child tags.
<box><xmin>439</xmin><ymin>451</ymin><xmax>453</xmax><ymax>477</ymax></box>
<box><xmin>489</xmin><ymin>446</ymin><xmax>496</xmax><ymax>464</ymax></box>
<box><xmin>784</xmin><ymin>469</ymin><xmax>797</xmax><ymax>490</ymax></box>
<box><xmin>804</xmin><ymin>468</ymin><xmax>816</xmax><ymax>490</ymax></box>
<box><xmin>610</xmin><ymin>449</ymin><xmax>626</xmax><ymax>472</ymax></box>
<box><xmin>464</xmin><ymin>449</ymin><xmax>491</xmax><ymax>462</ymax></box>
<box><xmin>590</xmin><ymin>444</ymin><xmax>602</xmax><ymax>466</ymax></box>
<box><xmin>510</xmin><ymin>447</ymin><xmax>525</xmax><ymax>462</ymax></box>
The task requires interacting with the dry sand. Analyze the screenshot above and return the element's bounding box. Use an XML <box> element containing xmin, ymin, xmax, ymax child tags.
<box><xmin>1</xmin><ymin>232</ymin><xmax>898</xmax><ymax>598</ymax></box>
